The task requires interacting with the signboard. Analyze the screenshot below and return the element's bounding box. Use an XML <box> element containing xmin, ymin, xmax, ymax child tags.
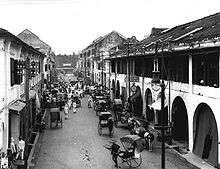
<box><xmin>125</xmin><ymin>75</ymin><xmax>139</xmax><ymax>82</ymax></box>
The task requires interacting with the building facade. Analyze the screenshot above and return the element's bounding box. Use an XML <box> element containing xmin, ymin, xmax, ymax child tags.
<box><xmin>79</xmin><ymin>31</ymin><xmax>126</xmax><ymax>87</ymax></box>
<box><xmin>0</xmin><ymin>28</ymin><xmax>45</xmax><ymax>162</ymax></box>
<box><xmin>108</xmin><ymin>13</ymin><xmax>220</xmax><ymax>167</ymax></box>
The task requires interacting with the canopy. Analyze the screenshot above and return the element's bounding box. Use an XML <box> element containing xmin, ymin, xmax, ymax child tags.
<box><xmin>120</xmin><ymin>134</ymin><xmax>146</xmax><ymax>153</ymax></box>
<box><xmin>120</xmin><ymin>134</ymin><xmax>142</xmax><ymax>143</ymax></box>
<box><xmin>9</xmin><ymin>100</ymin><xmax>26</xmax><ymax>112</ymax></box>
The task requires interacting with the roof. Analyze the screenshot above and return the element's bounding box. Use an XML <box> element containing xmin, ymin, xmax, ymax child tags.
<box><xmin>0</xmin><ymin>28</ymin><xmax>44</xmax><ymax>56</ymax></box>
<box><xmin>110</xmin><ymin>12</ymin><xmax>220</xmax><ymax>59</ymax></box>
<box><xmin>17</xmin><ymin>29</ymin><xmax>51</xmax><ymax>54</ymax></box>
<box><xmin>82</xmin><ymin>30</ymin><xmax>127</xmax><ymax>52</ymax></box>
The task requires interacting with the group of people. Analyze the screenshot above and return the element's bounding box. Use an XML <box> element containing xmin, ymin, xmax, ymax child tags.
<box><xmin>0</xmin><ymin>137</ymin><xmax>25</xmax><ymax>168</ymax></box>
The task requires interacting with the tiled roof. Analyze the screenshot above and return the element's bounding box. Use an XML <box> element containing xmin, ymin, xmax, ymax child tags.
<box><xmin>17</xmin><ymin>29</ymin><xmax>51</xmax><ymax>54</ymax></box>
<box><xmin>111</xmin><ymin>12</ymin><xmax>220</xmax><ymax>58</ymax></box>
<box><xmin>0</xmin><ymin>28</ymin><xmax>44</xmax><ymax>56</ymax></box>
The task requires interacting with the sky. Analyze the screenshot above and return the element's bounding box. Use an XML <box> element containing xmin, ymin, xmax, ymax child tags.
<box><xmin>0</xmin><ymin>0</ymin><xmax>219</xmax><ymax>55</ymax></box>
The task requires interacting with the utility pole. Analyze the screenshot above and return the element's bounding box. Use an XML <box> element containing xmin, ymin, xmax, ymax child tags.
<box><xmin>152</xmin><ymin>41</ymin><xmax>168</xmax><ymax>169</ymax></box>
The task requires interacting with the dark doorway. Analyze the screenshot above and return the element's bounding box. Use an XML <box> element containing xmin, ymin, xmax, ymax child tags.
<box><xmin>145</xmin><ymin>89</ymin><xmax>154</xmax><ymax>122</ymax></box>
<box><xmin>193</xmin><ymin>103</ymin><xmax>218</xmax><ymax>166</ymax></box>
<box><xmin>111</xmin><ymin>80</ymin><xmax>115</xmax><ymax>99</ymax></box>
<box><xmin>130</xmin><ymin>86</ymin><xmax>143</xmax><ymax>117</ymax></box>
<box><xmin>116</xmin><ymin>80</ymin><xmax>120</xmax><ymax>99</ymax></box>
<box><xmin>171</xmin><ymin>96</ymin><xmax>189</xmax><ymax>142</ymax></box>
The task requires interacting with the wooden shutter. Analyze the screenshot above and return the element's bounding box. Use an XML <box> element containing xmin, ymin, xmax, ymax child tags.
<box><xmin>10</xmin><ymin>58</ymin><xmax>15</xmax><ymax>86</ymax></box>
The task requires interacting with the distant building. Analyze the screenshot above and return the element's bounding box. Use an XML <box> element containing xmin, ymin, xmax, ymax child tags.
<box><xmin>17</xmin><ymin>29</ymin><xmax>55</xmax><ymax>83</ymax></box>
<box><xmin>79</xmin><ymin>31</ymin><xmax>126</xmax><ymax>87</ymax></box>
<box><xmin>54</xmin><ymin>54</ymin><xmax>77</xmax><ymax>75</ymax></box>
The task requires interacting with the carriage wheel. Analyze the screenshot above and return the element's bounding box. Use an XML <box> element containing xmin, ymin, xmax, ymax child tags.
<box><xmin>128</xmin><ymin>154</ymin><xmax>142</xmax><ymax>168</ymax></box>
<box><xmin>98</xmin><ymin>123</ymin><xmax>102</xmax><ymax>135</ymax></box>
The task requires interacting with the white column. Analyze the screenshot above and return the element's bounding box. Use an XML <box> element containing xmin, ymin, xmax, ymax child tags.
<box><xmin>189</xmin><ymin>54</ymin><xmax>193</xmax><ymax>94</ymax></box>
<box><xmin>188</xmin><ymin>53</ymin><xmax>193</xmax><ymax>151</ymax></box>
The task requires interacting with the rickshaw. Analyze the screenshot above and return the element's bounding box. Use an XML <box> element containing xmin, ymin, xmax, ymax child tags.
<box><xmin>95</xmin><ymin>99</ymin><xmax>108</xmax><ymax>116</ymax></box>
<box><xmin>113</xmin><ymin>99</ymin><xmax>129</xmax><ymax>127</ymax></box>
<box><xmin>49</xmin><ymin>107</ymin><xmax>63</xmax><ymax>128</ymax></box>
<box><xmin>98</xmin><ymin>112</ymin><xmax>114</xmax><ymax>136</ymax></box>
<box><xmin>104</xmin><ymin>135</ymin><xmax>144</xmax><ymax>168</ymax></box>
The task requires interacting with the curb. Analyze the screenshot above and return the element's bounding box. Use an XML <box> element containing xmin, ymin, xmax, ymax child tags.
<box><xmin>165</xmin><ymin>145</ymin><xmax>200</xmax><ymax>169</ymax></box>
<box><xmin>27</xmin><ymin>132</ymin><xmax>40</xmax><ymax>169</ymax></box>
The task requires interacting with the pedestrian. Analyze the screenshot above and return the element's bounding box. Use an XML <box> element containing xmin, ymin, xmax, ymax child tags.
<box><xmin>73</xmin><ymin>101</ymin><xmax>77</xmax><ymax>113</ymax></box>
<box><xmin>88</xmin><ymin>94</ymin><xmax>92</xmax><ymax>108</ymax></box>
<box><xmin>10</xmin><ymin>137</ymin><xmax>16</xmax><ymax>158</ymax></box>
<box><xmin>1</xmin><ymin>152</ymin><xmax>8</xmax><ymax>169</ymax></box>
<box><xmin>64</xmin><ymin>104</ymin><xmax>69</xmax><ymax>119</ymax></box>
<box><xmin>16</xmin><ymin>137</ymin><xmax>25</xmax><ymax>160</ymax></box>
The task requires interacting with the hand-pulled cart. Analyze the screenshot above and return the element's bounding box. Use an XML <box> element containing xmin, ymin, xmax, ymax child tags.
<box><xmin>104</xmin><ymin>134</ymin><xmax>144</xmax><ymax>168</ymax></box>
<box><xmin>49</xmin><ymin>107</ymin><xmax>63</xmax><ymax>128</ymax></box>
<box><xmin>98</xmin><ymin>112</ymin><xmax>114</xmax><ymax>136</ymax></box>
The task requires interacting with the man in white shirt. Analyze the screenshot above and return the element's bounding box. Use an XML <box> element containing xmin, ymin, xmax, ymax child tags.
<box><xmin>16</xmin><ymin>137</ymin><xmax>25</xmax><ymax>160</ymax></box>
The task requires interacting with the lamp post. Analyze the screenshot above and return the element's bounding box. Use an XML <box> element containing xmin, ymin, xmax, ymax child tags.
<box><xmin>151</xmin><ymin>41</ymin><xmax>168</xmax><ymax>169</ymax></box>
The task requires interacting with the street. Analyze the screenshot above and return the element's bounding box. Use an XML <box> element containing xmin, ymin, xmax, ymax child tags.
<box><xmin>32</xmin><ymin>96</ymin><xmax>197</xmax><ymax>169</ymax></box>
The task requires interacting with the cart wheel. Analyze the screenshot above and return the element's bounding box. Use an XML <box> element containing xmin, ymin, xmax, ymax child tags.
<box><xmin>128</xmin><ymin>154</ymin><xmax>142</xmax><ymax>168</ymax></box>
<box><xmin>98</xmin><ymin>123</ymin><xmax>102</xmax><ymax>135</ymax></box>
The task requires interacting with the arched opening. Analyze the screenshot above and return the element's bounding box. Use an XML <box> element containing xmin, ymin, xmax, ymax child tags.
<box><xmin>116</xmin><ymin>80</ymin><xmax>120</xmax><ymax>99</ymax></box>
<box><xmin>130</xmin><ymin>85</ymin><xmax>143</xmax><ymax>117</ymax></box>
<box><xmin>193</xmin><ymin>103</ymin><xmax>218</xmax><ymax>166</ymax></box>
<box><xmin>171</xmin><ymin>96</ymin><xmax>189</xmax><ymax>147</ymax></box>
<box><xmin>145</xmin><ymin>89</ymin><xmax>154</xmax><ymax>122</ymax></box>
<box><xmin>111</xmin><ymin>80</ymin><xmax>115</xmax><ymax>99</ymax></box>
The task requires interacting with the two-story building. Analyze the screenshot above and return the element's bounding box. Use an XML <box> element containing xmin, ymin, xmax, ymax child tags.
<box><xmin>17</xmin><ymin>29</ymin><xmax>54</xmax><ymax>87</ymax></box>
<box><xmin>79</xmin><ymin>31</ymin><xmax>126</xmax><ymax>87</ymax></box>
<box><xmin>0</xmin><ymin>28</ymin><xmax>45</xmax><ymax>162</ymax></box>
<box><xmin>108</xmin><ymin>12</ymin><xmax>220</xmax><ymax>167</ymax></box>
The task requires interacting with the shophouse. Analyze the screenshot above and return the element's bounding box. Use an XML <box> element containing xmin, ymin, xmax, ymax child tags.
<box><xmin>108</xmin><ymin>12</ymin><xmax>220</xmax><ymax>167</ymax></box>
<box><xmin>0</xmin><ymin>28</ymin><xmax>45</xmax><ymax>162</ymax></box>
<box><xmin>79</xmin><ymin>31</ymin><xmax>126</xmax><ymax>87</ymax></box>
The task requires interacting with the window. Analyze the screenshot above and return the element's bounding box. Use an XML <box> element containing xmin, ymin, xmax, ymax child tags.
<box><xmin>193</xmin><ymin>53</ymin><xmax>219</xmax><ymax>87</ymax></box>
<box><xmin>169</xmin><ymin>55</ymin><xmax>188</xmax><ymax>83</ymax></box>
<box><xmin>134</xmin><ymin>59</ymin><xmax>143</xmax><ymax>76</ymax></box>
<box><xmin>45</xmin><ymin>64</ymin><xmax>48</xmax><ymax>71</ymax></box>
<box><xmin>10</xmin><ymin>58</ymin><xmax>23</xmax><ymax>86</ymax></box>
<box><xmin>10</xmin><ymin>58</ymin><xmax>15</xmax><ymax>86</ymax></box>
<box><xmin>111</xmin><ymin>60</ymin><xmax>115</xmax><ymax>73</ymax></box>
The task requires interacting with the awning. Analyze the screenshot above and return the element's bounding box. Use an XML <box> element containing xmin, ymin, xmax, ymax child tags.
<box><xmin>149</xmin><ymin>98</ymin><xmax>168</xmax><ymax>111</ymax></box>
<box><xmin>8</xmin><ymin>100</ymin><xmax>26</xmax><ymax>112</ymax></box>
